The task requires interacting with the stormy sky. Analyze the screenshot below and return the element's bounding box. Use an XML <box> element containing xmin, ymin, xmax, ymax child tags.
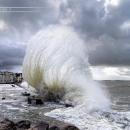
<box><xmin>0</xmin><ymin>0</ymin><xmax>130</xmax><ymax>79</ymax></box>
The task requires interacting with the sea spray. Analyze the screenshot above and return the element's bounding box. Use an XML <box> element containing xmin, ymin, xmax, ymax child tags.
<box><xmin>23</xmin><ymin>25</ymin><xmax>110</xmax><ymax>110</ymax></box>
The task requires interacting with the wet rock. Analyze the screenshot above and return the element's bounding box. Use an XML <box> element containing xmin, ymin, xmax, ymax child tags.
<box><xmin>16</xmin><ymin>120</ymin><xmax>31</xmax><ymax>129</ymax></box>
<box><xmin>65</xmin><ymin>104</ymin><xmax>73</xmax><ymax>108</ymax></box>
<box><xmin>22</xmin><ymin>92</ymin><xmax>30</xmax><ymax>96</ymax></box>
<box><xmin>63</xmin><ymin>125</ymin><xmax>80</xmax><ymax>130</ymax></box>
<box><xmin>41</xmin><ymin>87</ymin><xmax>65</xmax><ymax>103</ymax></box>
<box><xmin>49</xmin><ymin>126</ymin><xmax>60</xmax><ymax>130</ymax></box>
<box><xmin>44</xmin><ymin>92</ymin><xmax>61</xmax><ymax>103</ymax></box>
<box><xmin>0</xmin><ymin>118</ymin><xmax>16</xmax><ymax>130</ymax></box>
<box><xmin>2</xmin><ymin>97</ymin><xmax>6</xmax><ymax>100</ymax></box>
<box><xmin>11</xmin><ymin>84</ymin><xmax>15</xmax><ymax>87</ymax></box>
<box><xmin>27</xmin><ymin>96</ymin><xmax>44</xmax><ymax>105</ymax></box>
<box><xmin>30</xmin><ymin>122</ymin><xmax>49</xmax><ymax>130</ymax></box>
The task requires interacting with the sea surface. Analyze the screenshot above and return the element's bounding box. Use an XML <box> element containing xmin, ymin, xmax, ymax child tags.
<box><xmin>0</xmin><ymin>81</ymin><xmax>130</xmax><ymax>130</ymax></box>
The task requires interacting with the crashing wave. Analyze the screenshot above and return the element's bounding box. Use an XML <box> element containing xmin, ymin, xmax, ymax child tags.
<box><xmin>23</xmin><ymin>25</ymin><xmax>110</xmax><ymax>110</ymax></box>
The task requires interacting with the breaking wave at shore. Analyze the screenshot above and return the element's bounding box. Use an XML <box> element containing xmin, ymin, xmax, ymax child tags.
<box><xmin>22</xmin><ymin>25</ymin><xmax>130</xmax><ymax>130</ymax></box>
<box><xmin>46</xmin><ymin>106</ymin><xmax>130</xmax><ymax>130</ymax></box>
<box><xmin>23</xmin><ymin>25</ymin><xmax>110</xmax><ymax>111</ymax></box>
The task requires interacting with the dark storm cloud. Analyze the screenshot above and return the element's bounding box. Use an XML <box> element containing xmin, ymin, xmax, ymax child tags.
<box><xmin>0</xmin><ymin>43</ymin><xmax>25</xmax><ymax>70</ymax></box>
<box><xmin>56</xmin><ymin>0</ymin><xmax>130</xmax><ymax>65</ymax></box>
<box><xmin>0</xmin><ymin>0</ymin><xmax>58</xmax><ymax>32</ymax></box>
<box><xmin>66</xmin><ymin>0</ymin><xmax>130</xmax><ymax>65</ymax></box>
<box><xmin>0</xmin><ymin>0</ymin><xmax>130</xmax><ymax>70</ymax></box>
<box><xmin>0</xmin><ymin>0</ymin><xmax>59</xmax><ymax>70</ymax></box>
<box><xmin>87</xmin><ymin>0</ymin><xmax>130</xmax><ymax>65</ymax></box>
<box><xmin>89</xmin><ymin>41</ymin><xmax>130</xmax><ymax>65</ymax></box>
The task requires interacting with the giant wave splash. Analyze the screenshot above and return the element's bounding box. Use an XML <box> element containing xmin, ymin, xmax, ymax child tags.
<box><xmin>23</xmin><ymin>25</ymin><xmax>110</xmax><ymax>110</ymax></box>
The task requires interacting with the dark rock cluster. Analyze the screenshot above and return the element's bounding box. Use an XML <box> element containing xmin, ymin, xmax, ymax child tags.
<box><xmin>0</xmin><ymin>119</ymin><xmax>16</xmax><ymax>130</ymax></box>
<box><xmin>0</xmin><ymin>119</ymin><xmax>79</xmax><ymax>130</ymax></box>
<box><xmin>21</xmin><ymin>92</ymin><xmax>30</xmax><ymax>97</ymax></box>
<box><xmin>25</xmin><ymin>94</ymin><xmax>73</xmax><ymax>108</ymax></box>
<box><xmin>27</xmin><ymin>96</ymin><xmax>44</xmax><ymax>105</ymax></box>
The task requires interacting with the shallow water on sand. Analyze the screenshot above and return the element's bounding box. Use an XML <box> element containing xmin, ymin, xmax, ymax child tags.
<box><xmin>0</xmin><ymin>81</ymin><xmax>130</xmax><ymax>129</ymax></box>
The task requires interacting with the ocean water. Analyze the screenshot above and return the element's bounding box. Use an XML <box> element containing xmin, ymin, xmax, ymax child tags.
<box><xmin>108</xmin><ymin>83</ymin><xmax>130</xmax><ymax>112</ymax></box>
<box><xmin>46</xmin><ymin>81</ymin><xmax>130</xmax><ymax>130</ymax></box>
<box><xmin>0</xmin><ymin>81</ymin><xmax>130</xmax><ymax>129</ymax></box>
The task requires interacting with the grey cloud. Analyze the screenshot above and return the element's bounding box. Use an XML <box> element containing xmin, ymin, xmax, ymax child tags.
<box><xmin>89</xmin><ymin>43</ymin><xmax>130</xmax><ymax>65</ymax></box>
<box><xmin>0</xmin><ymin>43</ymin><xmax>25</xmax><ymax>70</ymax></box>
<box><xmin>0</xmin><ymin>0</ymin><xmax>130</xmax><ymax>70</ymax></box>
<box><xmin>0</xmin><ymin>0</ymin><xmax>59</xmax><ymax>33</ymax></box>
<box><xmin>57</xmin><ymin>0</ymin><xmax>130</xmax><ymax>66</ymax></box>
<box><xmin>0</xmin><ymin>0</ymin><xmax>59</xmax><ymax>70</ymax></box>
<box><xmin>89</xmin><ymin>36</ymin><xmax>130</xmax><ymax>65</ymax></box>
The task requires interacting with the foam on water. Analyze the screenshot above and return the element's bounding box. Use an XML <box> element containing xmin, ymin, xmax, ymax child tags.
<box><xmin>45</xmin><ymin>106</ymin><xmax>130</xmax><ymax>130</ymax></box>
<box><xmin>23</xmin><ymin>25</ymin><xmax>110</xmax><ymax>110</ymax></box>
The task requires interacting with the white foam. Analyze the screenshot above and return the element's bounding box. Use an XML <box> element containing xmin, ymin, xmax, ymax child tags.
<box><xmin>23</xmin><ymin>25</ymin><xmax>110</xmax><ymax>110</ymax></box>
<box><xmin>46</xmin><ymin>106</ymin><xmax>130</xmax><ymax>130</ymax></box>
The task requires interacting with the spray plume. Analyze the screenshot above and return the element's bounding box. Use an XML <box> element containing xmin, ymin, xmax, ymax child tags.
<box><xmin>23</xmin><ymin>25</ymin><xmax>110</xmax><ymax>110</ymax></box>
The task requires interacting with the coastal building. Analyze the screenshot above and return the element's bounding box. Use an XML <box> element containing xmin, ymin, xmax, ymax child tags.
<box><xmin>0</xmin><ymin>71</ymin><xmax>23</xmax><ymax>84</ymax></box>
<box><xmin>15</xmin><ymin>73</ymin><xmax>23</xmax><ymax>83</ymax></box>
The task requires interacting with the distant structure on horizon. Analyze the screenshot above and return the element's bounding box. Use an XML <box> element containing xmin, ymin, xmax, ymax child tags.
<box><xmin>0</xmin><ymin>71</ymin><xmax>23</xmax><ymax>84</ymax></box>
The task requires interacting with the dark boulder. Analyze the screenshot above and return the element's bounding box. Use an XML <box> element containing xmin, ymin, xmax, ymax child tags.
<box><xmin>27</xmin><ymin>96</ymin><xmax>44</xmax><ymax>105</ymax></box>
<box><xmin>2</xmin><ymin>97</ymin><xmax>6</xmax><ymax>100</ymax></box>
<box><xmin>63</xmin><ymin>125</ymin><xmax>80</xmax><ymax>130</ymax></box>
<box><xmin>15</xmin><ymin>120</ymin><xmax>31</xmax><ymax>129</ymax></box>
<box><xmin>41</xmin><ymin>87</ymin><xmax>65</xmax><ymax>103</ymax></box>
<box><xmin>65</xmin><ymin>104</ymin><xmax>73</xmax><ymax>108</ymax></box>
<box><xmin>11</xmin><ymin>85</ymin><xmax>15</xmax><ymax>87</ymax></box>
<box><xmin>44</xmin><ymin>92</ymin><xmax>61</xmax><ymax>103</ymax></box>
<box><xmin>30</xmin><ymin>122</ymin><xmax>49</xmax><ymax>130</ymax></box>
<box><xmin>49</xmin><ymin>126</ymin><xmax>60</xmax><ymax>130</ymax></box>
<box><xmin>0</xmin><ymin>119</ymin><xmax>16</xmax><ymax>130</ymax></box>
<box><xmin>22</xmin><ymin>92</ymin><xmax>30</xmax><ymax>97</ymax></box>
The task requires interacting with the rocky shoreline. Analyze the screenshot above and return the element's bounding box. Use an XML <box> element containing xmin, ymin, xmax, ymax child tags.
<box><xmin>0</xmin><ymin>118</ymin><xmax>79</xmax><ymax>130</ymax></box>
<box><xmin>0</xmin><ymin>84</ymin><xmax>79</xmax><ymax>130</ymax></box>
